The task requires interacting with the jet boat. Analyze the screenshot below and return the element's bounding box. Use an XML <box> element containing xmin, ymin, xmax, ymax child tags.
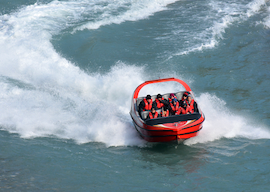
<box><xmin>130</xmin><ymin>77</ymin><xmax>205</xmax><ymax>143</ymax></box>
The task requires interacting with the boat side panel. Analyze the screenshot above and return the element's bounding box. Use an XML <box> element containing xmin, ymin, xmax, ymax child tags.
<box><xmin>133</xmin><ymin>118</ymin><xmax>203</xmax><ymax>142</ymax></box>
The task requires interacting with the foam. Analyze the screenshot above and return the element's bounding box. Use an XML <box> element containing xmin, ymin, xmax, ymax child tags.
<box><xmin>0</xmin><ymin>62</ymin><xmax>148</xmax><ymax>146</ymax></box>
<box><xmin>185</xmin><ymin>93</ymin><xmax>270</xmax><ymax>145</ymax></box>
<box><xmin>246</xmin><ymin>0</ymin><xmax>267</xmax><ymax>17</ymax></box>
<box><xmin>74</xmin><ymin>0</ymin><xmax>179</xmax><ymax>32</ymax></box>
<box><xmin>0</xmin><ymin>0</ymin><xmax>181</xmax><ymax>146</ymax></box>
<box><xmin>175</xmin><ymin>0</ymin><xmax>269</xmax><ymax>56</ymax></box>
<box><xmin>1</xmin><ymin>0</ymin><xmax>171</xmax><ymax>146</ymax></box>
<box><xmin>262</xmin><ymin>5</ymin><xmax>270</xmax><ymax>28</ymax></box>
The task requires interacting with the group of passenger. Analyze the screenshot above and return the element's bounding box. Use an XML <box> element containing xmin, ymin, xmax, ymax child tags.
<box><xmin>139</xmin><ymin>92</ymin><xmax>198</xmax><ymax>119</ymax></box>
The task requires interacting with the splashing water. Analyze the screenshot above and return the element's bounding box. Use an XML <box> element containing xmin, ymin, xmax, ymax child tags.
<box><xmin>0</xmin><ymin>0</ymin><xmax>269</xmax><ymax>147</ymax></box>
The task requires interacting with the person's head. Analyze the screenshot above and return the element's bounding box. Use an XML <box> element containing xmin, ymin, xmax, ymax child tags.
<box><xmin>187</xmin><ymin>95</ymin><xmax>192</xmax><ymax>102</ymax></box>
<box><xmin>172</xmin><ymin>98</ymin><xmax>177</xmax><ymax>105</ymax></box>
<box><xmin>157</xmin><ymin>94</ymin><xmax>162</xmax><ymax>101</ymax></box>
<box><xmin>182</xmin><ymin>93</ymin><xmax>188</xmax><ymax>99</ymax></box>
<box><xmin>170</xmin><ymin>93</ymin><xmax>175</xmax><ymax>99</ymax></box>
<box><xmin>146</xmin><ymin>95</ymin><xmax>151</xmax><ymax>102</ymax></box>
<box><xmin>151</xmin><ymin>107</ymin><xmax>156</xmax><ymax>113</ymax></box>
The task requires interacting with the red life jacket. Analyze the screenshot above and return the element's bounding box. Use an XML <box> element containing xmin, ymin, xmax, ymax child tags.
<box><xmin>149</xmin><ymin>112</ymin><xmax>159</xmax><ymax>119</ymax></box>
<box><xmin>161</xmin><ymin>109</ymin><xmax>169</xmax><ymax>117</ymax></box>
<box><xmin>168</xmin><ymin>95</ymin><xmax>177</xmax><ymax>103</ymax></box>
<box><xmin>155</xmin><ymin>98</ymin><xmax>164</xmax><ymax>109</ymax></box>
<box><xmin>176</xmin><ymin>106</ymin><xmax>191</xmax><ymax>115</ymax></box>
<box><xmin>188</xmin><ymin>99</ymin><xmax>195</xmax><ymax>113</ymax></box>
<box><xmin>170</xmin><ymin>101</ymin><xmax>179</xmax><ymax>113</ymax></box>
<box><xmin>143</xmin><ymin>98</ymin><xmax>152</xmax><ymax>111</ymax></box>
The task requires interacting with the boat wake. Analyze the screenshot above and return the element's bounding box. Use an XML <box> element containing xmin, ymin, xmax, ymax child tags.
<box><xmin>185</xmin><ymin>93</ymin><xmax>270</xmax><ymax>145</ymax></box>
<box><xmin>1</xmin><ymin>62</ymin><xmax>269</xmax><ymax>147</ymax></box>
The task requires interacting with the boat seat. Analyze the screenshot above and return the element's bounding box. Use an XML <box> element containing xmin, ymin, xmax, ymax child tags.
<box><xmin>141</xmin><ymin>110</ymin><xmax>150</xmax><ymax>120</ymax></box>
<box><xmin>156</xmin><ymin>109</ymin><xmax>162</xmax><ymax>116</ymax></box>
<box><xmin>162</xmin><ymin>93</ymin><xmax>170</xmax><ymax>100</ymax></box>
<box><xmin>175</xmin><ymin>92</ymin><xmax>183</xmax><ymax>100</ymax></box>
<box><xmin>136</xmin><ymin>97</ymin><xmax>144</xmax><ymax>109</ymax></box>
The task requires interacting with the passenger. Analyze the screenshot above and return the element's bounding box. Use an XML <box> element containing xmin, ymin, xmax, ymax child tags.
<box><xmin>147</xmin><ymin>107</ymin><xmax>159</xmax><ymax>119</ymax></box>
<box><xmin>168</xmin><ymin>93</ymin><xmax>177</xmax><ymax>103</ymax></box>
<box><xmin>169</xmin><ymin>98</ymin><xmax>179</xmax><ymax>115</ymax></box>
<box><xmin>179</xmin><ymin>92</ymin><xmax>189</xmax><ymax>107</ymax></box>
<box><xmin>160</xmin><ymin>106</ymin><xmax>169</xmax><ymax>117</ymax></box>
<box><xmin>139</xmin><ymin>94</ymin><xmax>152</xmax><ymax>112</ymax></box>
<box><xmin>175</xmin><ymin>101</ymin><xmax>192</xmax><ymax>115</ymax></box>
<box><xmin>153</xmin><ymin>94</ymin><xmax>169</xmax><ymax>110</ymax></box>
<box><xmin>187</xmin><ymin>94</ymin><xmax>198</xmax><ymax>113</ymax></box>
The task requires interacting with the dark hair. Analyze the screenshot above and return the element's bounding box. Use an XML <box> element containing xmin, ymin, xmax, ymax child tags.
<box><xmin>183</xmin><ymin>91</ymin><xmax>189</xmax><ymax>97</ymax></box>
<box><xmin>163</xmin><ymin>106</ymin><xmax>168</xmax><ymax>111</ymax></box>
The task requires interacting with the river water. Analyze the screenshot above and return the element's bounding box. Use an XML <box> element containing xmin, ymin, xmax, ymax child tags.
<box><xmin>1</xmin><ymin>0</ymin><xmax>270</xmax><ymax>191</ymax></box>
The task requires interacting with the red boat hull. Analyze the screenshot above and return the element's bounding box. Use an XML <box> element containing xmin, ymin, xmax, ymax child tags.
<box><xmin>131</xmin><ymin>108</ymin><xmax>204</xmax><ymax>143</ymax></box>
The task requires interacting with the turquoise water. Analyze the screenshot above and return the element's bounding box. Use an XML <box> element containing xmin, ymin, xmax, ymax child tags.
<box><xmin>1</xmin><ymin>0</ymin><xmax>270</xmax><ymax>191</ymax></box>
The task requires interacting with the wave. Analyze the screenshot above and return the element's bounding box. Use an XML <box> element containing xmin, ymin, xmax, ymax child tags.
<box><xmin>0</xmin><ymin>0</ymin><xmax>180</xmax><ymax>146</ymax></box>
<box><xmin>260</xmin><ymin>1</ymin><xmax>270</xmax><ymax>28</ymax></box>
<box><xmin>174</xmin><ymin>0</ymin><xmax>269</xmax><ymax>56</ymax></box>
<box><xmin>2</xmin><ymin>62</ymin><xmax>269</xmax><ymax>147</ymax></box>
<box><xmin>74</xmin><ymin>0</ymin><xmax>179</xmax><ymax>32</ymax></box>
<box><xmin>0</xmin><ymin>0</ymin><xmax>269</xmax><ymax>147</ymax></box>
<box><xmin>0</xmin><ymin>62</ymin><xmax>146</xmax><ymax>146</ymax></box>
<box><xmin>185</xmin><ymin>93</ymin><xmax>270</xmax><ymax>145</ymax></box>
<box><xmin>2</xmin><ymin>0</ymin><xmax>179</xmax><ymax>146</ymax></box>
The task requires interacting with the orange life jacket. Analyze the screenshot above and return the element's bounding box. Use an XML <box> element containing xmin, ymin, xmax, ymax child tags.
<box><xmin>170</xmin><ymin>101</ymin><xmax>179</xmax><ymax>113</ymax></box>
<box><xmin>161</xmin><ymin>109</ymin><xmax>169</xmax><ymax>117</ymax></box>
<box><xmin>176</xmin><ymin>106</ymin><xmax>191</xmax><ymax>115</ymax></box>
<box><xmin>149</xmin><ymin>112</ymin><xmax>159</xmax><ymax>119</ymax></box>
<box><xmin>143</xmin><ymin>98</ymin><xmax>152</xmax><ymax>111</ymax></box>
<box><xmin>155</xmin><ymin>98</ymin><xmax>164</xmax><ymax>109</ymax></box>
<box><xmin>188</xmin><ymin>99</ymin><xmax>195</xmax><ymax>113</ymax></box>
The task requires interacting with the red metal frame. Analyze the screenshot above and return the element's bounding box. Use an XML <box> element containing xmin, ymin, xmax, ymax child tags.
<box><xmin>133</xmin><ymin>77</ymin><xmax>192</xmax><ymax>99</ymax></box>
